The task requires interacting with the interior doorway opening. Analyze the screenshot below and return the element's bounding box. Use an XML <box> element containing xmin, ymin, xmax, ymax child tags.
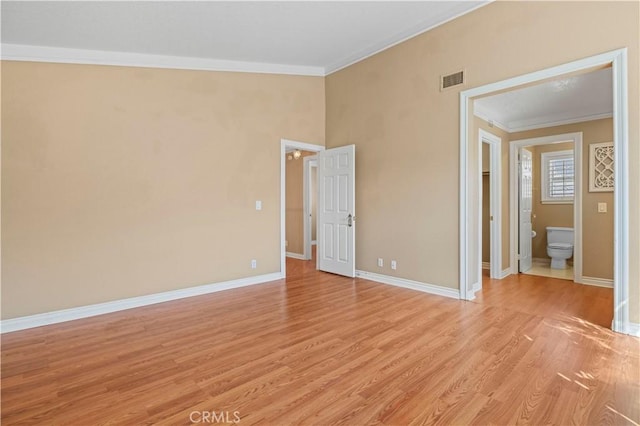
<box><xmin>479</xmin><ymin>129</ymin><xmax>502</xmax><ymax>284</ymax></box>
<box><xmin>460</xmin><ymin>49</ymin><xmax>630</xmax><ymax>334</ymax></box>
<box><xmin>280</xmin><ymin>139</ymin><xmax>324</xmax><ymax>278</ymax></box>
<box><xmin>510</xmin><ymin>134</ymin><xmax>582</xmax><ymax>282</ymax></box>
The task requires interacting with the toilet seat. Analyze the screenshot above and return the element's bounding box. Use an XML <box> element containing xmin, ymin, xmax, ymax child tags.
<box><xmin>548</xmin><ymin>242</ymin><xmax>572</xmax><ymax>249</ymax></box>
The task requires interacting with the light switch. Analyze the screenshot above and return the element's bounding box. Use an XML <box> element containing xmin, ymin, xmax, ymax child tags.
<box><xmin>256</xmin><ymin>200</ymin><xmax>262</xmax><ymax>211</ymax></box>
<box><xmin>598</xmin><ymin>202</ymin><xmax>607</xmax><ymax>213</ymax></box>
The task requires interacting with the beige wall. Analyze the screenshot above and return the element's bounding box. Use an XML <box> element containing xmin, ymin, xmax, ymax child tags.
<box><xmin>512</xmin><ymin>119</ymin><xmax>614</xmax><ymax>280</ymax></box>
<box><xmin>2</xmin><ymin>2</ymin><xmax>638</xmax><ymax>324</ymax></box>
<box><xmin>1</xmin><ymin>62</ymin><xmax>325</xmax><ymax>319</ymax></box>
<box><xmin>325</xmin><ymin>1</ymin><xmax>638</xmax><ymax>321</ymax></box>
<box><xmin>285</xmin><ymin>150</ymin><xmax>315</xmax><ymax>255</ymax></box>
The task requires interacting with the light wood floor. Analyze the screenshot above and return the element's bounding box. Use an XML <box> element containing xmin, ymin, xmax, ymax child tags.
<box><xmin>2</xmin><ymin>259</ymin><xmax>638</xmax><ymax>425</ymax></box>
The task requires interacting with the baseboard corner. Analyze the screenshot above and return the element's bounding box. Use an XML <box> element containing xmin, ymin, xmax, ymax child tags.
<box><xmin>500</xmin><ymin>268</ymin><xmax>512</xmax><ymax>279</ymax></box>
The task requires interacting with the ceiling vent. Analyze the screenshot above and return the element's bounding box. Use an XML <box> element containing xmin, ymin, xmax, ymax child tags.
<box><xmin>441</xmin><ymin>70</ymin><xmax>465</xmax><ymax>91</ymax></box>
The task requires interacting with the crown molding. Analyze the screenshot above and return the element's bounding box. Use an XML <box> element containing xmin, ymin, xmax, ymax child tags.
<box><xmin>507</xmin><ymin>112</ymin><xmax>613</xmax><ymax>133</ymax></box>
<box><xmin>473</xmin><ymin>110</ymin><xmax>510</xmax><ymax>133</ymax></box>
<box><xmin>0</xmin><ymin>43</ymin><xmax>325</xmax><ymax>77</ymax></box>
<box><xmin>473</xmin><ymin>110</ymin><xmax>613</xmax><ymax>134</ymax></box>
<box><xmin>324</xmin><ymin>1</ymin><xmax>490</xmax><ymax>75</ymax></box>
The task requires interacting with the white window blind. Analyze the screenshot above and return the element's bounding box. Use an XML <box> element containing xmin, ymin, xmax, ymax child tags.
<box><xmin>541</xmin><ymin>150</ymin><xmax>574</xmax><ymax>203</ymax></box>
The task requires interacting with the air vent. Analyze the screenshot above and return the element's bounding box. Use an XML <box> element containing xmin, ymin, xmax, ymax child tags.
<box><xmin>441</xmin><ymin>70</ymin><xmax>465</xmax><ymax>91</ymax></box>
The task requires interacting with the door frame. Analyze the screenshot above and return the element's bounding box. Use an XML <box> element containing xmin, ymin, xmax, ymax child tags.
<box><xmin>509</xmin><ymin>133</ymin><xmax>583</xmax><ymax>282</ymax></box>
<box><xmin>303</xmin><ymin>155</ymin><xmax>318</xmax><ymax>260</ymax></box>
<box><xmin>459</xmin><ymin>48</ymin><xmax>630</xmax><ymax>334</ymax></box>
<box><xmin>280</xmin><ymin>139</ymin><xmax>324</xmax><ymax>277</ymax></box>
<box><xmin>478</xmin><ymin>129</ymin><xmax>502</xmax><ymax>281</ymax></box>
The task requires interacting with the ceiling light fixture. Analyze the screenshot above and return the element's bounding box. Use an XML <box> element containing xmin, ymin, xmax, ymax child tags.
<box><xmin>293</xmin><ymin>150</ymin><xmax>302</xmax><ymax>160</ymax></box>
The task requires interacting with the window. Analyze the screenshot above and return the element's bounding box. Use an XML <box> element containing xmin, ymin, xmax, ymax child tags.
<box><xmin>541</xmin><ymin>150</ymin><xmax>574</xmax><ymax>203</ymax></box>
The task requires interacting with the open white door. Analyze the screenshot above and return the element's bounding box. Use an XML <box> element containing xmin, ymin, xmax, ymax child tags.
<box><xmin>519</xmin><ymin>148</ymin><xmax>533</xmax><ymax>273</ymax></box>
<box><xmin>318</xmin><ymin>145</ymin><xmax>355</xmax><ymax>277</ymax></box>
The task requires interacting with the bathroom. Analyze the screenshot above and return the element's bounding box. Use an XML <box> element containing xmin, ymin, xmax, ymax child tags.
<box><xmin>523</xmin><ymin>141</ymin><xmax>576</xmax><ymax>280</ymax></box>
<box><xmin>478</xmin><ymin>67</ymin><xmax>615</xmax><ymax>289</ymax></box>
<box><xmin>481</xmin><ymin>119</ymin><xmax>615</xmax><ymax>285</ymax></box>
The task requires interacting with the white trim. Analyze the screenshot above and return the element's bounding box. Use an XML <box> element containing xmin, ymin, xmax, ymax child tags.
<box><xmin>286</xmin><ymin>252</ymin><xmax>306</xmax><ymax>260</ymax></box>
<box><xmin>479</xmin><ymin>129</ymin><xmax>502</xmax><ymax>281</ymax></box>
<box><xmin>2</xmin><ymin>5</ymin><xmax>491</xmax><ymax>78</ymax></box>
<box><xmin>311</xmin><ymin>240</ymin><xmax>317</xmax><ymax>245</ymax></box>
<box><xmin>500</xmin><ymin>268</ymin><xmax>512</xmax><ymax>279</ymax></box>
<box><xmin>581</xmin><ymin>276</ymin><xmax>613</xmax><ymax>288</ymax></box>
<box><xmin>507</xmin><ymin>113</ymin><xmax>613</xmax><ymax>133</ymax></box>
<box><xmin>474</xmin><ymin>110</ymin><xmax>613</xmax><ymax>133</ymax></box>
<box><xmin>541</xmin><ymin>149</ymin><xmax>575</xmax><ymax>203</ymax></box>
<box><xmin>355</xmin><ymin>270</ymin><xmax>460</xmax><ymax>300</ymax></box>
<box><xmin>1</xmin><ymin>43</ymin><xmax>324</xmax><ymax>77</ymax></box>
<box><xmin>303</xmin><ymin>156</ymin><xmax>318</xmax><ymax>261</ymax></box>
<box><xmin>460</xmin><ymin>49</ymin><xmax>629</xmax><ymax>335</ymax></box>
<box><xmin>325</xmin><ymin>2</ymin><xmax>489</xmax><ymax>75</ymax></box>
<box><xmin>0</xmin><ymin>272</ymin><xmax>283</xmax><ymax>334</ymax></box>
<box><xmin>510</xmin><ymin>133</ymin><xmax>582</xmax><ymax>282</ymax></box>
<box><xmin>611</xmin><ymin>49</ymin><xmax>630</xmax><ymax>335</ymax></box>
<box><xmin>281</xmin><ymin>139</ymin><xmax>324</xmax><ymax>278</ymax></box>
<box><xmin>459</xmin><ymin>86</ymin><xmax>470</xmax><ymax>301</ymax></box>
<box><xmin>482</xmin><ymin>262</ymin><xmax>490</xmax><ymax>270</ymax></box>
<box><xmin>473</xmin><ymin>110</ymin><xmax>510</xmax><ymax>133</ymax></box>
<box><xmin>627</xmin><ymin>323</ymin><xmax>640</xmax><ymax>337</ymax></box>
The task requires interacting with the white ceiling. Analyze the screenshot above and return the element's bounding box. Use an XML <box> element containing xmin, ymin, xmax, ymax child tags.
<box><xmin>1</xmin><ymin>1</ymin><xmax>487</xmax><ymax>76</ymax></box>
<box><xmin>474</xmin><ymin>67</ymin><xmax>613</xmax><ymax>132</ymax></box>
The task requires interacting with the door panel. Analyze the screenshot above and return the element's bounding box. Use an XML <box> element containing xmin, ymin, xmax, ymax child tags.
<box><xmin>318</xmin><ymin>145</ymin><xmax>355</xmax><ymax>277</ymax></box>
<box><xmin>519</xmin><ymin>148</ymin><xmax>533</xmax><ymax>273</ymax></box>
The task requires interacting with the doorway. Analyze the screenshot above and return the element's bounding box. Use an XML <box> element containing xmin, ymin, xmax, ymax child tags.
<box><xmin>280</xmin><ymin>139</ymin><xmax>324</xmax><ymax>277</ymax></box>
<box><xmin>303</xmin><ymin>156</ymin><xmax>318</xmax><ymax>261</ymax></box>
<box><xmin>281</xmin><ymin>140</ymin><xmax>357</xmax><ymax>279</ymax></box>
<box><xmin>459</xmin><ymin>49</ymin><xmax>630</xmax><ymax>334</ymax></box>
<box><xmin>479</xmin><ymin>129</ymin><xmax>502</xmax><ymax>282</ymax></box>
<box><xmin>510</xmin><ymin>134</ymin><xmax>582</xmax><ymax>282</ymax></box>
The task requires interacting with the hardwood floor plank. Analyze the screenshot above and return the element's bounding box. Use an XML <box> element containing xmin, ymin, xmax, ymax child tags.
<box><xmin>1</xmin><ymin>258</ymin><xmax>637</xmax><ymax>425</ymax></box>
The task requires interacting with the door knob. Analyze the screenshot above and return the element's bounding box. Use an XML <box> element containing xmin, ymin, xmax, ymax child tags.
<box><xmin>347</xmin><ymin>214</ymin><xmax>355</xmax><ymax>227</ymax></box>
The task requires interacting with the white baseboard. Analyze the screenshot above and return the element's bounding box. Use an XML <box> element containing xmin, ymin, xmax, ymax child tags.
<box><xmin>355</xmin><ymin>270</ymin><xmax>460</xmax><ymax>300</ymax></box>
<box><xmin>500</xmin><ymin>268</ymin><xmax>512</xmax><ymax>279</ymax></box>
<box><xmin>613</xmin><ymin>320</ymin><xmax>640</xmax><ymax>337</ymax></box>
<box><xmin>467</xmin><ymin>281</ymin><xmax>482</xmax><ymax>300</ymax></box>
<box><xmin>481</xmin><ymin>262</ymin><xmax>490</xmax><ymax>270</ymax></box>
<box><xmin>0</xmin><ymin>272</ymin><xmax>283</xmax><ymax>334</ymax></box>
<box><xmin>580</xmin><ymin>276</ymin><xmax>614</xmax><ymax>288</ymax></box>
<box><xmin>286</xmin><ymin>252</ymin><xmax>306</xmax><ymax>260</ymax></box>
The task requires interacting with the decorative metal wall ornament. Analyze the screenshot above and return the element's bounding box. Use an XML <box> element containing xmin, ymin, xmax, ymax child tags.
<box><xmin>589</xmin><ymin>142</ymin><xmax>614</xmax><ymax>192</ymax></box>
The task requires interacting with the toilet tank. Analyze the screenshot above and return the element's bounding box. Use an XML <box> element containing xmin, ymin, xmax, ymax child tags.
<box><xmin>546</xmin><ymin>227</ymin><xmax>574</xmax><ymax>244</ymax></box>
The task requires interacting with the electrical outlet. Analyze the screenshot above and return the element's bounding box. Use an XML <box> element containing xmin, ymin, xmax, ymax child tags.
<box><xmin>251</xmin><ymin>259</ymin><xmax>257</xmax><ymax>269</ymax></box>
<box><xmin>598</xmin><ymin>202</ymin><xmax>607</xmax><ymax>213</ymax></box>
<box><xmin>377</xmin><ymin>258</ymin><xmax>384</xmax><ymax>267</ymax></box>
<box><xmin>391</xmin><ymin>260</ymin><xmax>397</xmax><ymax>270</ymax></box>
<box><xmin>255</xmin><ymin>200</ymin><xmax>262</xmax><ymax>210</ymax></box>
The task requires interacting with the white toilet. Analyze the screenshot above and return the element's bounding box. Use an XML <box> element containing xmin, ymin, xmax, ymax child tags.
<box><xmin>546</xmin><ymin>227</ymin><xmax>574</xmax><ymax>269</ymax></box>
